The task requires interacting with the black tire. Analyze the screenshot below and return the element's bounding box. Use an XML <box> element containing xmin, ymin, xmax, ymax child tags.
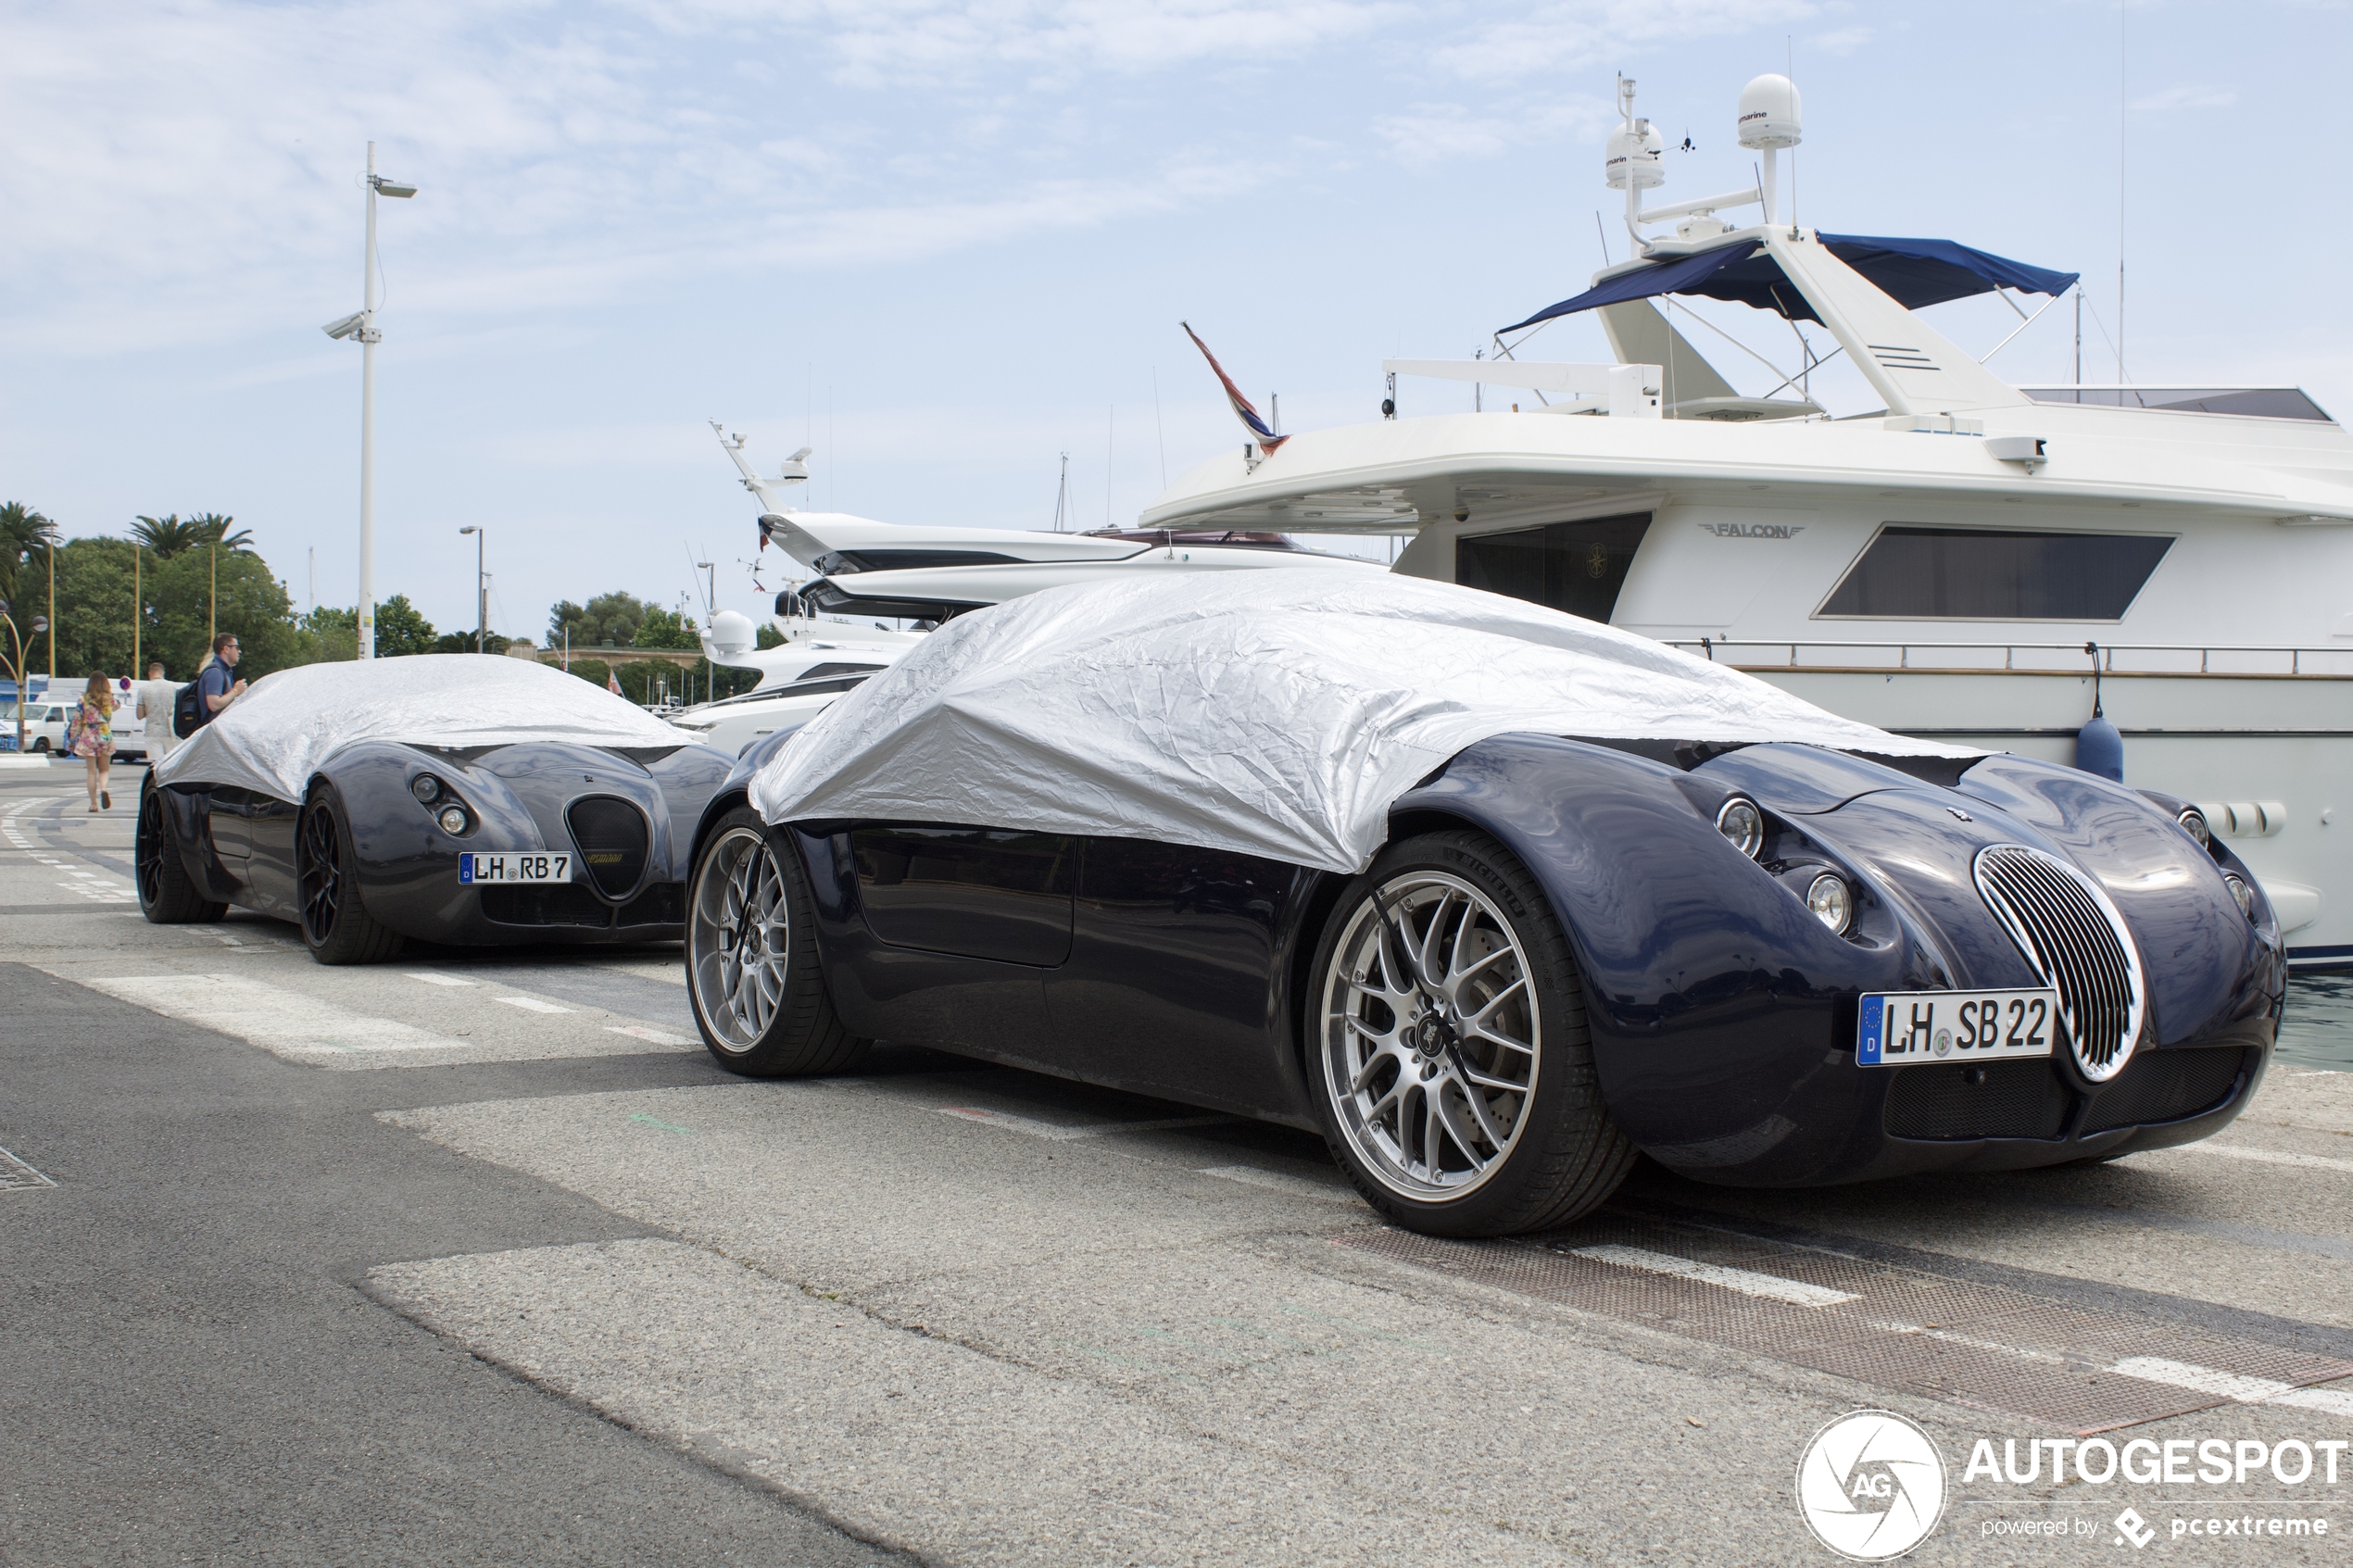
<box><xmin>136</xmin><ymin>783</ymin><xmax>227</xmax><ymax>924</ymax></box>
<box><xmin>686</xmin><ymin>807</ymin><xmax>869</xmax><ymax>1077</ymax></box>
<box><xmin>32</xmin><ymin>737</ymin><xmax>50</xmax><ymax>754</ymax></box>
<box><xmin>1307</xmin><ymin>828</ymin><xmax>1636</xmax><ymax>1237</ymax></box>
<box><xmin>296</xmin><ymin>783</ymin><xmax>406</xmax><ymax>965</ymax></box>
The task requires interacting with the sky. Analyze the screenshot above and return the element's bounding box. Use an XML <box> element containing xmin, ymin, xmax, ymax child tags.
<box><xmin>3</xmin><ymin>0</ymin><xmax>2346</xmax><ymax>645</ymax></box>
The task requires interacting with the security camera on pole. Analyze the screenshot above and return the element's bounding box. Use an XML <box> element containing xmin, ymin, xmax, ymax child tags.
<box><xmin>322</xmin><ymin>142</ymin><xmax>417</xmax><ymax>659</ymax></box>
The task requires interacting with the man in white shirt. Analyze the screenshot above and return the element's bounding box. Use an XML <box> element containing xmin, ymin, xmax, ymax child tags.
<box><xmin>133</xmin><ymin>661</ymin><xmax>180</xmax><ymax>765</ymax></box>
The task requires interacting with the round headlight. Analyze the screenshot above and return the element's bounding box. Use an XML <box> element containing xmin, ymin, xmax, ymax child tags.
<box><xmin>1806</xmin><ymin>872</ymin><xmax>1852</xmax><ymax>933</ymax></box>
<box><xmin>1716</xmin><ymin>797</ymin><xmax>1765</xmax><ymax>859</ymax></box>
<box><xmin>436</xmin><ymin>804</ymin><xmax>469</xmax><ymax>834</ymax></box>
<box><xmin>2178</xmin><ymin>808</ymin><xmax>2210</xmax><ymax>848</ymax></box>
<box><xmin>410</xmin><ymin>774</ymin><xmax>442</xmax><ymax>804</ymax></box>
<box><xmin>2224</xmin><ymin>873</ymin><xmax>2255</xmax><ymax>922</ymax></box>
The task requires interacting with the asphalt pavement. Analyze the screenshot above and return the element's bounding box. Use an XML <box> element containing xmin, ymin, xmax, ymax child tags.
<box><xmin>6</xmin><ymin>761</ymin><xmax>2352</xmax><ymax>1566</ymax></box>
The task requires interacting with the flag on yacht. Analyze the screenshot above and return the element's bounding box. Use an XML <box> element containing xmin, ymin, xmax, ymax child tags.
<box><xmin>1181</xmin><ymin>321</ymin><xmax>1288</xmax><ymax>454</ymax></box>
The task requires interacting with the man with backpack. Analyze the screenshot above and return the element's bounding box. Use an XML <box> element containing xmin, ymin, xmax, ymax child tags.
<box><xmin>174</xmin><ymin>633</ymin><xmax>247</xmax><ymax>739</ymax></box>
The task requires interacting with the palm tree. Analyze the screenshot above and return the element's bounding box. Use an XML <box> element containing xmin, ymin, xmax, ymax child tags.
<box><xmin>0</xmin><ymin>501</ymin><xmax>57</xmax><ymax>609</ymax></box>
<box><xmin>188</xmin><ymin>512</ymin><xmax>254</xmax><ymax>553</ymax></box>
<box><xmin>132</xmin><ymin>514</ymin><xmax>200</xmax><ymax>558</ymax></box>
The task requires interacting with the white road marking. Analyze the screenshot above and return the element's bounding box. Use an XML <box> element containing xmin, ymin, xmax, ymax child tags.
<box><xmin>1870</xmin><ymin>1320</ymin><xmax>2068</xmax><ymax>1364</ymax></box>
<box><xmin>407</xmin><ymin>972</ymin><xmax>477</xmax><ymax>986</ymax></box>
<box><xmin>2110</xmin><ymin>1355</ymin><xmax>2353</xmax><ymax>1416</ymax></box>
<box><xmin>607</xmin><ymin>1024</ymin><xmax>692</xmax><ymax>1047</ymax></box>
<box><xmin>1569</xmin><ymin>1244</ymin><xmax>1859</xmax><ymax>1308</ymax></box>
<box><xmin>1194</xmin><ymin>1165</ymin><xmax>1361</xmax><ymax>1204</ymax></box>
<box><xmin>595</xmin><ymin>959</ymin><xmax>686</xmax><ymax>986</ymax></box>
<box><xmin>57</xmin><ymin>971</ymin><xmax>461</xmax><ymax>1059</ymax></box>
<box><xmin>937</xmin><ymin>1106</ymin><xmax>1234</xmax><ymax>1141</ymax></box>
<box><xmin>2175</xmin><ymin>1142</ymin><xmax>2353</xmax><ymax>1175</ymax></box>
<box><xmin>495</xmin><ymin>996</ymin><xmax>573</xmax><ymax>1014</ymax></box>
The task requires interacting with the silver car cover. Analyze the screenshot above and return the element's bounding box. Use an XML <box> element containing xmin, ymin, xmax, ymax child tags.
<box><xmin>154</xmin><ymin>654</ymin><xmax>691</xmax><ymax>804</ymax></box>
<box><xmin>749</xmin><ymin>572</ymin><xmax>1980</xmax><ymax>875</ymax></box>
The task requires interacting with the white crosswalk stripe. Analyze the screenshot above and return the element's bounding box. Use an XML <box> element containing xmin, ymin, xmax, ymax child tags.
<box><xmin>1569</xmin><ymin>1243</ymin><xmax>1859</xmax><ymax>1307</ymax></box>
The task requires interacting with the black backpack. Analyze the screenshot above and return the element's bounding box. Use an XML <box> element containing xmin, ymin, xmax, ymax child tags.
<box><xmin>172</xmin><ymin>682</ymin><xmax>207</xmax><ymax>739</ymax></box>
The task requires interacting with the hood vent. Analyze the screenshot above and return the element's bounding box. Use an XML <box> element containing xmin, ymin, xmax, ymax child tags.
<box><xmin>566</xmin><ymin>797</ymin><xmax>649</xmax><ymax>900</ymax></box>
<box><xmin>1972</xmin><ymin>845</ymin><xmax>2145</xmax><ymax>1084</ymax></box>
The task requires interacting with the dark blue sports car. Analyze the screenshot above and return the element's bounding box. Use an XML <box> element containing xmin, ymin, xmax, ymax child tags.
<box><xmin>676</xmin><ymin>576</ymin><xmax>2284</xmax><ymax>1237</ymax></box>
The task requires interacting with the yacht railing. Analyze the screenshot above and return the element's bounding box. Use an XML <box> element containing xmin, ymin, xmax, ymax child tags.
<box><xmin>1667</xmin><ymin>638</ymin><xmax>2353</xmax><ymax>678</ymax></box>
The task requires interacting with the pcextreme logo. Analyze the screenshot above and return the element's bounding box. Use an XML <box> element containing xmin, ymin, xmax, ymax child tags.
<box><xmin>1795</xmin><ymin>1410</ymin><xmax>1948</xmax><ymax>1561</ymax></box>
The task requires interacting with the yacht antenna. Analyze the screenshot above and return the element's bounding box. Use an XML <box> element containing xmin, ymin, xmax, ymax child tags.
<box><xmin>1052</xmin><ymin>452</ymin><xmax>1071</xmax><ymax>533</ymax></box>
<box><xmin>711</xmin><ymin>420</ymin><xmax>812</xmax><ymax>517</ymax></box>
<box><xmin>2074</xmin><ymin>288</ymin><xmax>2082</xmax><ymax>395</ymax></box>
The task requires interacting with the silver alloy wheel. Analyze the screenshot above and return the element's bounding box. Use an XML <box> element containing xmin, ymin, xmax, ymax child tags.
<box><xmin>689</xmin><ymin>825</ymin><xmax>792</xmax><ymax>1050</ymax></box>
<box><xmin>1320</xmin><ymin>871</ymin><xmax>1540</xmax><ymax>1199</ymax></box>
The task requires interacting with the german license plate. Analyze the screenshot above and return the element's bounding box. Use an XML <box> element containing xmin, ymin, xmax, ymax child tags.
<box><xmin>1856</xmin><ymin>988</ymin><xmax>2060</xmax><ymax>1066</ymax></box>
<box><xmin>459</xmin><ymin>852</ymin><xmax>571</xmax><ymax>884</ymax></box>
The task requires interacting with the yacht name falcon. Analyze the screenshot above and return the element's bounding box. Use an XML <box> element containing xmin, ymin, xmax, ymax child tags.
<box><xmin>1141</xmin><ymin>74</ymin><xmax>2353</xmax><ymax>970</ymax></box>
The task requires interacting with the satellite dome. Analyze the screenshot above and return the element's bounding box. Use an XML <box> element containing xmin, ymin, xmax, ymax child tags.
<box><xmin>710</xmin><ymin>608</ymin><xmax>757</xmax><ymax>655</ymax></box>
<box><xmin>1737</xmin><ymin>73</ymin><xmax>1803</xmax><ymax>150</ymax></box>
<box><xmin>1604</xmin><ymin>119</ymin><xmax>1665</xmax><ymax>191</ymax></box>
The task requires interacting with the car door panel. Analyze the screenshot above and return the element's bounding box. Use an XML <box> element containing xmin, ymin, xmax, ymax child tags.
<box><xmin>208</xmin><ymin>786</ymin><xmax>253</xmax><ymax>861</ymax></box>
<box><xmin>243</xmin><ymin>795</ymin><xmax>300</xmax><ymax>915</ymax></box>
<box><xmin>1044</xmin><ymin>837</ymin><xmax>1322</xmax><ymax>1122</ymax></box>
<box><xmin>849</xmin><ymin>826</ymin><xmax>1076</xmax><ymax>966</ymax></box>
<box><xmin>797</xmin><ymin>828</ymin><xmax>1052</xmax><ymax>1052</ymax></box>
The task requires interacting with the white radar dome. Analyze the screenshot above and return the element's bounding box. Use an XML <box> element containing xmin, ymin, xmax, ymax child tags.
<box><xmin>1604</xmin><ymin>119</ymin><xmax>1664</xmax><ymax>191</ymax></box>
<box><xmin>710</xmin><ymin>608</ymin><xmax>758</xmax><ymax>655</ymax></box>
<box><xmin>1736</xmin><ymin>73</ymin><xmax>1803</xmax><ymax>150</ymax></box>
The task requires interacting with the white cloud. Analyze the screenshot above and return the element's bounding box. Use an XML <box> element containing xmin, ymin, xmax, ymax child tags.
<box><xmin>1373</xmin><ymin>97</ymin><xmax>1615</xmax><ymax>169</ymax></box>
<box><xmin>1425</xmin><ymin>0</ymin><xmax>1819</xmax><ymax>82</ymax></box>
<box><xmin>2129</xmin><ymin>82</ymin><xmax>2237</xmax><ymax>112</ymax></box>
<box><xmin>1811</xmin><ymin>24</ymin><xmax>1871</xmax><ymax>56</ymax></box>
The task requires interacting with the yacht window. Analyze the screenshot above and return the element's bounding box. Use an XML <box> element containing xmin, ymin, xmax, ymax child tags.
<box><xmin>813</xmin><ymin>549</ymin><xmax>1023</xmax><ymax>574</ymax></box>
<box><xmin>1819</xmin><ymin>525</ymin><xmax>2173</xmax><ymax>621</ymax></box>
<box><xmin>1454</xmin><ymin>513</ymin><xmax>1653</xmax><ymax>624</ymax></box>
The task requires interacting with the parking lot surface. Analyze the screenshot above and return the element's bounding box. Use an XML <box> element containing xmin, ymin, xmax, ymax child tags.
<box><xmin>5</xmin><ymin>766</ymin><xmax>2349</xmax><ymax>1565</ymax></box>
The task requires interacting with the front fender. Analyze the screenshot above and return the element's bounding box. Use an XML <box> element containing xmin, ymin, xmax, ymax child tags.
<box><xmin>689</xmin><ymin>723</ymin><xmax>805</xmax><ymax>873</ymax></box>
<box><xmin>1389</xmin><ymin>734</ymin><xmax>1933</xmax><ymax>1183</ymax></box>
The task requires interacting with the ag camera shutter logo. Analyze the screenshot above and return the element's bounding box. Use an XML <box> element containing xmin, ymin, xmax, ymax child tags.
<box><xmin>1795</xmin><ymin>1410</ymin><xmax>1948</xmax><ymax>1560</ymax></box>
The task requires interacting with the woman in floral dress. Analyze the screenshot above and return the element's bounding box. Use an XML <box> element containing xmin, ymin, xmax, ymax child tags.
<box><xmin>69</xmin><ymin>671</ymin><xmax>116</xmax><ymax>812</ymax></box>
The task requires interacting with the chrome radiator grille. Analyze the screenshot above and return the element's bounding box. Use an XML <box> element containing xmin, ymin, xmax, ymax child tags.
<box><xmin>1972</xmin><ymin>845</ymin><xmax>2145</xmax><ymax>1083</ymax></box>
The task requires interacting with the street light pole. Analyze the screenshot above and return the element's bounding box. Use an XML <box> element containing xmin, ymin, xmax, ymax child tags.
<box><xmin>0</xmin><ymin>604</ymin><xmax>52</xmax><ymax>756</ymax></box>
<box><xmin>459</xmin><ymin>526</ymin><xmax>485</xmax><ymax>650</ymax></box>
<box><xmin>322</xmin><ymin>142</ymin><xmax>416</xmax><ymax>660</ymax></box>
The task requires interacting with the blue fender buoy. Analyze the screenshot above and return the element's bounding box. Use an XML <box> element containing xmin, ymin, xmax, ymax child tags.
<box><xmin>2074</xmin><ymin>713</ymin><xmax>2124</xmax><ymax>782</ymax></box>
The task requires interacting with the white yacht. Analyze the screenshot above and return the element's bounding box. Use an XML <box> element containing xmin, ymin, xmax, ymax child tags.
<box><xmin>670</xmin><ymin>426</ymin><xmax>1384</xmax><ymax>751</ymax></box>
<box><xmin>1139</xmin><ymin>75</ymin><xmax>2353</xmax><ymax>972</ymax></box>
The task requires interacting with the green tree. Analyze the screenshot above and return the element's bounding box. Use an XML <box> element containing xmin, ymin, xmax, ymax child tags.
<box><xmin>371</xmin><ymin>595</ymin><xmax>437</xmax><ymax>658</ymax></box>
<box><xmin>548</xmin><ymin>591</ymin><xmax>654</xmax><ymax>651</ymax></box>
<box><xmin>0</xmin><ymin>502</ymin><xmax>59</xmax><ymax>675</ymax></box>
<box><xmin>632</xmin><ymin>606</ymin><xmax>699</xmax><ymax>650</ymax></box>
<box><xmin>754</xmin><ymin>621</ymin><xmax>785</xmax><ymax>650</ymax></box>
<box><xmin>130</xmin><ymin>514</ymin><xmax>196</xmax><ymax>558</ymax></box>
<box><xmin>431</xmin><ymin>629</ymin><xmax>512</xmax><ymax>655</ymax></box>
<box><xmin>46</xmin><ymin>536</ymin><xmax>137</xmax><ymax>680</ymax></box>
<box><xmin>131</xmin><ymin>513</ymin><xmax>252</xmax><ymax>558</ymax></box>
<box><xmin>147</xmin><ymin>546</ymin><xmax>298</xmax><ymax>678</ymax></box>
<box><xmin>187</xmin><ymin>513</ymin><xmax>254</xmax><ymax>553</ymax></box>
<box><xmin>296</xmin><ymin>606</ymin><xmax>360</xmax><ymax>664</ymax></box>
